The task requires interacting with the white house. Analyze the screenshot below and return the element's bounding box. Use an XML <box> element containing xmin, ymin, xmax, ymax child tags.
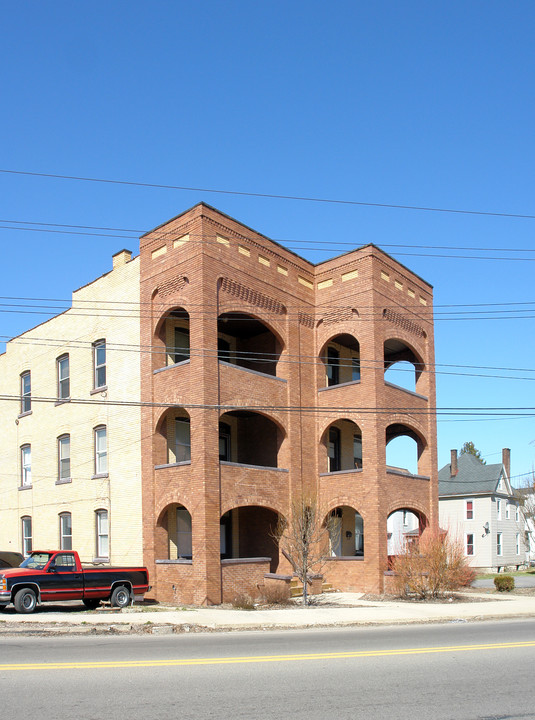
<box><xmin>438</xmin><ymin>448</ymin><xmax>524</xmax><ymax>571</ymax></box>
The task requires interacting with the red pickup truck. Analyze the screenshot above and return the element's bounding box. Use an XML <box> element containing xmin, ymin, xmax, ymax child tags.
<box><xmin>0</xmin><ymin>550</ymin><xmax>151</xmax><ymax>614</ymax></box>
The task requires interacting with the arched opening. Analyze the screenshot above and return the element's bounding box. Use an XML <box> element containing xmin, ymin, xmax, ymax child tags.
<box><xmin>321</xmin><ymin>419</ymin><xmax>362</xmax><ymax>473</ymax></box>
<box><xmin>220</xmin><ymin>506</ymin><xmax>281</xmax><ymax>573</ymax></box>
<box><xmin>217</xmin><ymin>312</ymin><xmax>283</xmax><ymax>377</ymax></box>
<box><xmin>325</xmin><ymin>506</ymin><xmax>364</xmax><ymax>557</ymax></box>
<box><xmin>386</xmin><ymin>424</ymin><xmax>425</xmax><ymax>476</ymax></box>
<box><xmin>154</xmin><ymin>307</ymin><xmax>190</xmax><ymax>371</ymax></box>
<box><xmin>387</xmin><ymin>508</ymin><xmax>428</xmax><ymax>557</ymax></box>
<box><xmin>219</xmin><ymin>410</ymin><xmax>284</xmax><ymax>468</ymax></box>
<box><xmin>156</xmin><ymin>503</ymin><xmax>192</xmax><ymax>561</ymax></box>
<box><xmin>319</xmin><ymin>334</ymin><xmax>360</xmax><ymax>388</ymax></box>
<box><xmin>154</xmin><ymin>408</ymin><xmax>191</xmax><ymax>466</ymax></box>
<box><xmin>384</xmin><ymin>339</ymin><xmax>424</xmax><ymax>394</ymax></box>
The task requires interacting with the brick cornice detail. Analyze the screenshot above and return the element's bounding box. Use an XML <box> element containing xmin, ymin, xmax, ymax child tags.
<box><xmin>219</xmin><ymin>277</ymin><xmax>286</xmax><ymax>315</ymax></box>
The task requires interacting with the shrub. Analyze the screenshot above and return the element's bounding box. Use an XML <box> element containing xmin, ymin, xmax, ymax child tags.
<box><xmin>230</xmin><ymin>592</ymin><xmax>256</xmax><ymax>610</ymax></box>
<box><xmin>494</xmin><ymin>575</ymin><xmax>515</xmax><ymax>592</ymax></box>
<box><xmin>260</xmin><ymin>583</ymin><xmax>291</xmax><ymax>605</ymax></box>
<box><xmin>391</xmin><ymin>529</ymin><xmax>475</xmax><ymax>599</ymax></box>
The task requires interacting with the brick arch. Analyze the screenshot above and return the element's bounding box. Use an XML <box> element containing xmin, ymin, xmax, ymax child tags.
<box><xmin>154</xmin><ymin>406</ymin><xmax>191</xmax><ymax>435</ymax></box>
<box><xmin>321</xmin><ymin>497</ymin><xmax>367</xmax><ymax>522</ymax></box>
<box><xmin>317</xmin><ymin>415</ymin><xmax>363</xmax><ymax>442</ymax></box>
<box><xmin>385</xmin><ymin>499</ymin><xmax>429</xmax><ymax>522</ymax></box>
<box><xmin>220</xmin><ymin>499</ymin><xmax>287</xmax><ymax>519</ymax></box>
<box><xmin>384</xmin><ymin>415</ymin><xmax>428</xmax><ymax>447</ymax></box>
<box><xmin>381</xmin><ymin>326</ymin><xmax>428</xmax><ymax>364</ymax></box>
<box><xmin>218</xmin><ymin>407</ymin><xmax>288</xmax><ymax>439</ymax></box>
<box><xmin>216</xmin><ymin>303</ymin><xmax>287</xmax><ymax>351</ymax></box>
<box><xmin>155</xmin><ymin>497</ymin><xmax>193</xmax><ymax>525</ymax></box>
<box><xmin>153</xmin><ymin>303</ymin><xmax>190</xmax><ymax>339</ymax></box>
<box><xmin>316</xmin><ymin>324</ymin><xmax>361</xmax><ymax>354</ymax></box>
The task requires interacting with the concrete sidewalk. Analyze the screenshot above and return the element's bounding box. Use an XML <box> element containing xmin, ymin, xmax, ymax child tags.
<box><xmin>1</xmin><ymin>591</ymin><xmax>535</xmax><ymax>635</ymax></box>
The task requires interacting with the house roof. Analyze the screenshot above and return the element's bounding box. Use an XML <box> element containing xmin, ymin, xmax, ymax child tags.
<box><xmin>438</xmin><ymin>453</ymin><xmax>505</xmax><ymax>497</ymax></box>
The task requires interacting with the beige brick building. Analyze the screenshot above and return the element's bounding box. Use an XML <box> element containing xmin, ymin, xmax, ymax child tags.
<box><xmin>0</xmin><ymin>250</ymin><xmax>142</xmax><ymax>566</ymax></box>
<box><xmin>0</xmin><ymin>203</ymin><xmax>438</xmax><ymax>603</ymax></box>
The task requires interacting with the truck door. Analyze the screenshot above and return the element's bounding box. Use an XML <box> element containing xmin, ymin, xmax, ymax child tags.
<box><xmin>40</xmin><ymin>552</ymin><xmax>84</xmax><ymax>602</ymax></box>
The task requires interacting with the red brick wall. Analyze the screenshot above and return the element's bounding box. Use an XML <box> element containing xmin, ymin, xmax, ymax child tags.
<box><xmin>221</xmin><ymin>559</ymin><xmax>271</xmax><ymax>602</ymax></box>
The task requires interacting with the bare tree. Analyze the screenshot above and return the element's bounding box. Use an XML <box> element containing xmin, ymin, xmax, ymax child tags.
<box><xmin>274</xmin><ymin>495</ymin><xmax>339</xmax><ymax>606</ymax></box>
<box><xmin>517</xmin><ymin>471</ymin><xmax>535</xmax><ymax>561</ymax></box>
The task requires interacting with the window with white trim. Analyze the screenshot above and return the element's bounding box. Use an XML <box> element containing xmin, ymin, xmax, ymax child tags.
<box><xmin>516</xmin><ymin>533</ymin><xmax>521</xmax><ymax>555</ymax></box>
<box><xmin>96</xmin><ymin>509</ymin><xmax>109</xmax><ymax>558</ymax></box>
<box><xmin>57</xmin><ymin>354</ymin><xmax>70</xmax><ymax>399</ymax></box>
<box><xmin>466</xmin><ymin>500</ymin><xmax>474</xmax><ymax>520</ymax></box>
<box><xmin>497</xmin><ymin>532</ymin><xmax>503</xmax><ymax>556</ymax></box>
<box><xmin>58</xmin><ymin>434</ymin><xmax>71</xmax><ymax>481</ymax></box>
<box><xmin>497</xmin><ymin>499</ymin><xmax>502</xmax><ymax>520</ymax></box>
<box><xmin>21</xmin><ymin>371</ymin><xmax>31</xmax><ymax>413</ymax></box>
<box><xmin>59</xmin><ymin>512</ymin><xmax>72</xmax><ymax>550</ymax></box>
<box><xmin>93</xmin><ymin>340</ymin><xmax>106</xmax><ymax>389</ymax></box>
<box><xmin>506</xmin><ymin>503</ymin><xmax>510</xmax><ymax>520</ymax></box>
<box><xmin>466</xmin><ymin>533</ymin><xmax>474</xmax><ymax>556</ymax></box>
<box><xmin>21</xmin><ymin>444</ymin><xmax>31</xmax><ymax>487</ymax></box>
<box><xmin>94</xmin><ymin>426</ymin><xmax>108</xmax><ymax>474</ymax></box>
<box><xmin>21</xmin><ymin>516</ymin><xmax>32</xmax><ymax>556</ymax></box>
<box><xmin>515</xmin><ymin>504</ymin><xmax>520</xmax><ymax>522</ymax></box>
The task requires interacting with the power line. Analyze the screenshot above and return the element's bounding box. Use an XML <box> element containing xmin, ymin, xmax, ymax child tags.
<box><xmin>2</xmin><ymin>168</ymin><xmax>535</xmax><ymax>220</ymax></box>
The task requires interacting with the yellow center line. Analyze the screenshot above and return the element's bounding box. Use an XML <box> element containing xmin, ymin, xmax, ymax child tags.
<box><xmin>1</xmin><ymin>641</ymin><xmax>535</xmax><ymax>671</ymax></box>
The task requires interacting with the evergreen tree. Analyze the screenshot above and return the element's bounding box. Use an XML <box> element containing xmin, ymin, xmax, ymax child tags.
<box><xmin>460</xmin><ymin>441</ymin><xmax>486</xmax><ymax>464</ymax></box>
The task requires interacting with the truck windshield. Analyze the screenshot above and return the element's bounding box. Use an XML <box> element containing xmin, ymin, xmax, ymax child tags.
<box><xmin>20</xmin><ymin>553</ymin><xmax>53</xmax><ymax>569</ymax></box>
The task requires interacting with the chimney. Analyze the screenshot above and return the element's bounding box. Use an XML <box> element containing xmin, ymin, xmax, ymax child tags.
<box><xmin>502</xmin><ymin>448</ymin><xmax>511</xmax><ymax>479</ymax></box>
<box><xmin>112</xmin><ymin>249</ymin><xmax>132</xmax><ymax>269</ymax></box>
<box><xmin>450</xmin><ymin>449</ymin><xmax>458</xmax><ymax>477</ymax></box>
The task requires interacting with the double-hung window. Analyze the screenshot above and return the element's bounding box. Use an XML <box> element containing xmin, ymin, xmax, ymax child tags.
<box><xmin>21</xmin><ymin>371</ymin><xmax>31</xmax><ymax>413</ymax></box>
<box><xmin>174</xmin><ymin>418</ymin><xmax>191</xmax><ymax>463</ymax></box>
<box><xmin>57</xmin><ymin>354</ymin><xmax>70</xmax><ymax>400</ymax></box>
<box><xmin>497</xmin><ymin>499</ymin><xmax>502</xmax><ymax>520</ymax></box>
<box><xmin>58</xmin><ymin>435</ymin><xmax>71</xmax><ymax>481</ymax></box>
<box><xmin>93</xmin><ymin>340</ymin><xmax>106</xmax><ymax>389</ymax></box>
<box><xmin>506</xmin><ymin>503</ymin><xmax>511</xmax><ymax>520</ymax></box>
<box><xmin>466</xmin><ymin>500</ymin><xmax>474</xmax><ymax>520</ymax></box>
<box><xmin>515</xmin><ymin>504</ymin><xmax>520</xmax><ymax>522</ymax></box>
<box><xmin>96</xmin><ymin>509</ymin><xmax>109</xmax><ymax>558</ymax></box>
<box><xmin>59</xmin><ymin>512</ymin><xmax>72</xmax><ymax>550</ymax></box>
<box><xmin>21</xmin><ymin>444</ymin><xmax>31</xmax><ymax>487</ymax></box>
<box><xmin>516</xmin><ymin>533</ymin><xmax>521</xmax><ymax>555</ymax></box>
<box><xmin>497</xmin><ymin>532</ymin><xmax>503</xmax><ymax>556</ymax></box>
<box><xmin>21</xmin><ymin>516</ymin><xmax>32</xmax><ymax>556</ymax></box>
<box><xmin>466</xmin><ymin>533</ymin><xmax>474</xmax><ymax>556</ymax></box>
<box><xmin>94</xmin><ymin>426</ymin><xmax>108</xmax><ymax>475</ymax></box>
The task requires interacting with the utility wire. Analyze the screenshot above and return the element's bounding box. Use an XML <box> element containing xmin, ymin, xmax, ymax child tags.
<box><xmin>2</xmin><ymin>168</ymin><xmax>535</xmax><ymax>220</ymax></box>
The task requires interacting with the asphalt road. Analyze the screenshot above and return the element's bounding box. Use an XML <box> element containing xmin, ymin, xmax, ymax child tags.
<box><xmin>2</xmin><ymin>621</ymin><xmax>535</xmax><ymax>720</ymax></box>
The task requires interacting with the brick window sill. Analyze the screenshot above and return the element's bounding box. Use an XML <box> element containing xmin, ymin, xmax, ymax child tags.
<box><xmin>90</xmin><ymin>385</ymin><xmax>108</xmax><ymax>396</ymax></box>
<box><xmin>17</xmin><ymin>410</ymin><xmax>32</xmax><ymax>419</ymax></box>
<box><xmin>318</xmin><ymin>379</ymin><xmax>361</xmax><ymax>392</ymax></box>
<box><xmin>91</xmin><ymin>473</ymin><xmax>109</xmax><ymax>479</ymax></box>
<box><xmin>18</xmin><ymin>484</ymin><xmax>32</xmax><ymax>491</ymax></box>
<box><xmin>155</xmin><ymin>461</ymin><xmax>191</xmax><ymax>470</ymax></box>
<box><xmin>55</xmin><ymin>478</ymin><xmax>72</xmax><ymax>485</ymax></box>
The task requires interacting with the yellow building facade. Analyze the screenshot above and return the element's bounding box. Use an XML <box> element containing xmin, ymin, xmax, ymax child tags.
<box><xmin>0</xmin><ymin>251</ymin><xmax>142</xmax><ymax>565</ymax></box>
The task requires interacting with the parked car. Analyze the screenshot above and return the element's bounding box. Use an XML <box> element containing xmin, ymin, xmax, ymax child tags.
<box><xmin>0</xmin><ymin>551</ymin><xmax>24</xmax><ymax>569</ymax></box>
<box><xmin>0</xmin><ymin>550</ymin><xmax>151</xmax><ymax>613</ymax></box>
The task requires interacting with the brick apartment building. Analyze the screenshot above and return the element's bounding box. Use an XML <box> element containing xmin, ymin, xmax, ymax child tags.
<box><xmin>0</xmin><ymin>202</ymin><xmax>438</xmax><ymax>604</ymax></box>
<box><xmin>139</xmin><ymin>203</ymin><xmax>438</xmax><ymax>605</ymax></box>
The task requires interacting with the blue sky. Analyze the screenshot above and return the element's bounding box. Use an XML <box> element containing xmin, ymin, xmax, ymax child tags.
<box><xmin>1</xmin><ymin>1</ymin><xmax>534</xmax><ymax>482</ymax></box>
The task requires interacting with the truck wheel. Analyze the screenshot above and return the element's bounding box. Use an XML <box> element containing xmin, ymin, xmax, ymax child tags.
<box><xmin>83</xmin><ymin>599</ymin><xmax>101</xmax><ymax>610</ymax></box>
<box><xmin>14</xmin><ymin>588</ymin><xmax>37</xmax><ymax>614</ymax></box>
<box><xmin>110</xmin><ymin>585</ymin><xmax>131</xmax><ymax>608</ymax></box>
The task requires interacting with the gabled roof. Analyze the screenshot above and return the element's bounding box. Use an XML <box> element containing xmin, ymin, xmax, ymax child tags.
<box><xmin>438</xmin><ymin>453</ymin><xmax>506</xmax><ymax>497</ymax></box>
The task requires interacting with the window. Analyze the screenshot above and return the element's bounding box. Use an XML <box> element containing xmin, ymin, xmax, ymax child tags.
<box><xmin>96</xmin><ymin>509</ymin><xmax>109</xmax><ymax>558</ymax></box>
<box><xmin>174</xmin><ymin>418</ymin><xmax>191</xmax><ymax>462</ymax></box>
<box><xmin>516</xmin><ymin>533</ymin><xmax>521</xmax><ymax>555</ymax></box>
<box><xmin>497</xmin><ymin>499</ymin><xmax>502</xmax><ymax>520</ymax></box>
<box><xmin>94</xmin><ymin>426</ymin><xmax>108</xmax><ymax>474</ymax></box>
<box><xmin>57</xmin><ymin>354</ymin><xmax>70</xmax><ymax>399</ymax></box>
<box><xmin>20</xmin><ymin>371</ymin><xmax>31</xmax><ymax>413</ymax></box>
<box><xmin>173</xmin><ymin>328</ymin><xmax>190</xmax><ymax>364</ymax></box>
<box><xmin>59</xmin><ymin>513</ymin><xmax>72</xmax><ymax>550</ymax></box>
<box><xmin>466</xmin><ymin>534</ymin><xmax>474</xmax><ymax>556</ymax></box>
<box><xmin>353</xmin><ymin>434</ymin><xmax>362</xmax><ymax>469</ymax></box>
<box><xmin>219</xmin><ymin>422</ymin><xmax>231</xmax><ymax>462</ymax></box>
<box><xmin>403</xmin><ymin>510</ymin><xmax>409</xmax><ymax>527</ymax></box>
<box><xmin>176</xmin><ymin>506</ymin><xmax>192</xmax><ymax>558</ymax></box>
<box><xmin>516</xmin><ymin>504</ymin><xmax>520</xmax><ymax>522</ymax></box>
<box><xmin>328</xmin><ymin>427</ymin><xmax>341</xmax><ymax>472</ymax></box>
<box><xmin>497</xmin><ymin>532</ymin><xmax>502</xmax><ymax>556</ymax></box>
<box><xmin>326</xmin><ymin>347</ymin><xmax>340</xmax><ymax>386</ymax></box>
<box><xmin>58</xmin><ymin>435</ymin><xmax>71</xmax><ymax>481</ymax></box>
<box><xmin>466</xmin><ymin>500</ymin><xmax>474</xmax><ymax>520</ymax></box>
<box><xmin>21</xmin><ymin>516</ymin><xmax>32</xmax><ymax>556</ymax></box>
<box><xmin>54</xmin><ymin>552</ymin><xmax>75</xmax><ymax>571</ymax></box>
<box><xmin>351</xmin><ymin>357</ymin><xmax>361</xmax><ymax>382</ymax></box>
<box><xmin>20</xmin><ymin>444</ymin><xmax>31</xmax><ymax>487</ymax></box>
<box><xmin>506</xmin><ymin>503</ymin><xmax>510</xmax><ymax>520</ymax></box>
<box><xmin>93</xmin><ymin>340</ymin><xmax>106</xmax><ymax>389</ymax></box>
